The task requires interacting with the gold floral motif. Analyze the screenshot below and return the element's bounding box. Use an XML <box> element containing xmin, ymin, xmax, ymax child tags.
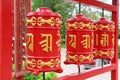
<box><xmin>79</xmin><ymin>54</ymin><xmax>93</xmax><ymax>62</ymax></box>
<box><xmin>66</xmin><ymin>54</ymin><xmax>78</xmax><ymax>61</ymax></box>
<box><xmin>56</xmin><ymin>18</ymin><xmax>62</xmax><ymax>27</ymax></box>
<box><xmin>37</xmin><ymin>59</ymin><xmax>54</xmax><ymax>69</ymax></box>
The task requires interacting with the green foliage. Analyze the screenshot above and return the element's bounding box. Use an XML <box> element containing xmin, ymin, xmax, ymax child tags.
<box><xmin>118</xmin><ymin>28</ymin><xmax>120</xmax><ymax>39</ymax></box>
<box><xmin>118</xmin><ymin>45</ymin><xmax>120</xmax><ymax>59</ymax></box>
<box><xmin>24</xmin><ymin>72</ymin><xmax>57</xmax><ymax>80</ymax></box>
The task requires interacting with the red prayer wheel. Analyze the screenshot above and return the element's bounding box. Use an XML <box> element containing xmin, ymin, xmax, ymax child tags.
<box><xmin>26</xmin><ymin>7</ymin><xmax>63</xmax><ymax>75</ymax></box>
<box><xmin>93</xmin><ymin>18</ymin><xmax>115</xmax><ymax>61</ymax></box>
<box><xmin>64</xmin><ymin>14</ymin><xmax>94</xmax><ymax>65</ymax></box>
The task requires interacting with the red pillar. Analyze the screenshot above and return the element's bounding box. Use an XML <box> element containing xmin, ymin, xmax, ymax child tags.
<box><xmin>111</xmin><ymin>0</ymin><xmax>119</xmax><ymax>80</ymax></box>
<box><xmin>0</xmin><ymin>0</ymin><xmax>12</xmax><ymax>80</ymax></box>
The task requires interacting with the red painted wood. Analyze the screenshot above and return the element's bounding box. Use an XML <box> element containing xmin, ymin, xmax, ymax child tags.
<box><xmin>65</xmin><ymin>0</ymin><xmax>117</xmax><ymax>12</ymax></box>
<box><xmin>55</xmin><ymin>64</ymin><xmax>116</xmax><ymax>80</ymax></box>
<box><xmin>0</xmin><ymin>0</ymin><xmax>12</xmax><ymax>80</ymax></box>
<box><xmin>111</xmin><ymin>0</ymin><xmax>119</xmax><ymax>80</ymax></box>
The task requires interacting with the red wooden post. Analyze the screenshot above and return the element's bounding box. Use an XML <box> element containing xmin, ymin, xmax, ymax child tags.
<box><xmin>0</xmin><ymin>0</ymin><xmax>12</xmax><ymax>80</ymax></box>
<box><xmin>111</xmin><ymin>0</ymin><xmax>119</xmax><ymax>80</ymax></box>
<box><xmin>14</xmin><ymin>0</ymin><xmax>24</xmax><ymax>80</ymax></box>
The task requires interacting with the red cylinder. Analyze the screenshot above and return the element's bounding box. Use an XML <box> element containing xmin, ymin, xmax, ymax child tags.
<box><xmin>64</xmin><ymin>14</ymin><xmax>94</xmax><ymax>65</ymax></box>
<box><xmin>93</xmin><ymin>18</ymin><xmax>115</xmax><ymax>60</ymax></box>
<box><xmin>26</xmin><ymin>7</ymin><xmax>63</xmax><ymax>75</ymax></box>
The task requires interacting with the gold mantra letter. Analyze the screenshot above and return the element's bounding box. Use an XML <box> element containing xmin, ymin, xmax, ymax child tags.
<box><xmin>81</xmin><ymin>35</ymin><xmax>90</xmax><ymax>49</ymax></box>
<box><xmin>100</xmin><ymin>34</ymin><xmax>109</xmax><ymax>46</ymax></box>
<box><xmin>26</xmin><ymin>33</ymin><xmax>34</xmax><ymax>52</ymax></box>
<box><xmin>69</xmin><ymin>35</ymin><xmax>76</xmax><ymax>49</ymax></box>
<box><xmin>39</xmin><ymin>34</ymin><xmax>52</xmax><ymax>52</ymax></box>
<box><xmin>96</xmin><ymin>34</ymin><xmax>98</xmax><ymax>46</ymax></box>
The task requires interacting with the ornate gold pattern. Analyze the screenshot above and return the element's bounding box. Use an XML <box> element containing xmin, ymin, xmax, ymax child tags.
<box><xmin>67</xmin><ymin>22</ymin><xmax>78</xmax><ymax>29</ymax></box>
<box><xmin>27</xmin><ymin>58</ymin><xmax>61</xmax><ymax>69</ymax></box>
<box><xmin>93</xmin><ymin>24</ymin><xmax>115</xmax><ymax>30</ymax></box>
<box><xmin>79</xmin><ymin>22</ymin><xmax>92</xmax><ymax>29</ymax></box>
<box><xmin>66</xmin><ymin>22</ymin><xmax>92</xmax><ymax>30</ymax></box>
<box><xmin>27</xmin><ymin>59</ymin><xmax>36</xmax><ymax>68</ymax></box>
<box><xmin>66</xmin><ymin>54</ymin><xmax>93</xmax><ymax>62</ymax></box>
<box><xmin>55</xmin><ymin>59</ymin><xmax>61</xmax><ymax>67</ymax></box>
<box><xmin>37</xmin><ymin>59</ymin><xmax>54</xmax><ymax>68</ymax></box>
<box><xmin>37</xmin><ymin>17</ymin><xmax>54</xmax><ymax>26</ymax></box>
<box><xmin>56</xmin><ymin>18</ymin><xmax>62</xmax><ymax>27</ymax></box>
<box><xmin>79</xmin><ymin>54</ymin><xmax>93</xmax><ymax>62</ymax></box>
<box><xmin>26</xmin><ymin>17</ymin><xmax>36</xmax><ymax>26</ymax></box>
<box><xmin>26</xmin><ymin>33</ymin><xmax>34</xmax><ymax>52</ymax></box>
<box><xmin>39</xmin><ymin>34</ymin><xmax>52</xmax><ymax>52</ymax></box>
<box><xmin>66</xmin><ymin>54</ymin><xmax>78</xmax><ymax>61</ymax></box>
<box><xmin>26</xmin><ymin>17</ymin><xmax>62</xmax><ymax>27</ymax></box>
<box><xmin>93</xmin><ymin>50</ymin><xmax>114</xmax><ymax>57</ymax></box>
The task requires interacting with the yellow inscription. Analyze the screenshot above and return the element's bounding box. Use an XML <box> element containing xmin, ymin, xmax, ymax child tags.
<box><xmin>26</xmin><ymin>33</ymin><xmax>34</xmax><ymax>52</ymax></box>
<box><xmin>39</xmin><ymin>34</ymin><xmax>52</xmax><ymax>52</ymax></box>
<box><xmin>96</xmin><ymin>34</ymin><xmax>98</xmax><ymax>46</ymax></box>
<box><xmin>100</xmin><ymin>34</ymin><xmax>109</xmax><ymax>46</ymax></box>
<box><xmin>56</xmin><ymin>30</ymin><xmax>61</xmax><ymax>51</ymax></box>
<box><xmin>81</xmin><ymin>35</ymin><xmax>90</xmax><ymax>49</ymax></box>
<box><xmin>69</xmin><ymin>35</ymin><xmax>76</xmax><ymax>49</ymax></box>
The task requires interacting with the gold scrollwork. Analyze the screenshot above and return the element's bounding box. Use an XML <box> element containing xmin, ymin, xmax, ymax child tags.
<box><xmin>66</xmin><ymin>22</ymin><xmax>78</xmax><ymax>29</ymax></box>
<box><xmin>99</xmin><ymin>50</ymin><xmax>114</xmax><ymax>57</ymax></box>
<box><xmin>56</xmin><ymin>18</ymin><xmax>62</xmax><ymax>27</ymax></box>
<box><xmin>27</xmin><ymin>59</ymin><xmax>36</xmax><ymax>68</ymax></box>
<box><xmin>93</xmin><ymin>50</ymin><xmax>99</xmax><ymax>57</ymax></box>
<box><xmin>79</xmin><ymin>22</ymin><xmax>92</xmax><ymax>29</ymax></box>
<box><xmin>55</xmin><ymin>59</ymin><xmax>61</xmax><ymax>67</ymax></box>
<box><xmin>26</xmin><ymin>17</ymin><xmax>36</xmax><ymax>26</ymax></box>
<box><xmin>79</xmin><ymin>55</ymin><xmax>93</xmax><ymax>62</ymax></box>
<box><xmin>37</xmin><ymin>17</ymin><xmax>54</xmax><ymax>26</ymax></box>
<box><xmin>37</xmin><ymin>59</ymin><xmax>54</xmax><ymax>69</ymax></box>
<box><xmin>66</xmin><ymin>54</ymin><xmax>78</xmax><ymax>61</ymax></box>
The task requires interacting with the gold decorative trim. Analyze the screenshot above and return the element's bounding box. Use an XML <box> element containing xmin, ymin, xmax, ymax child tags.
<box><xmin>26</xmin><ymin>17</ymin><xmax>62</xmax><ymax>27</ymax></box>
<box><xmin>37</xmin><ymin>59</ymin><xmax>54</xmax><ymax>69</ymax></box>
<box><xmin>79</xmin><ymin>54</ymin><xmax>93</xmax><ymax>62</ymax></box>
<box><xmin>66</xmin><ymin>22</ymin><xmax>92</xmax><ymax>30</ymax></box>
<box><xmin>93</xmin><ymin>50</ymin><xmax>114</xmax><ymax>57</ymax></box>
<box><xmin>56</xmin><ymin>18</ymin><xmax>62</xmax><ymax>27</ymax></box>
<box><xmin>37</xmin><ymin>17</ymin><xmax>54</xmax><ymax>26</ymax></box>
<box><xmin>66</xmin><ymin>54</ymin><xmax>93</xmax><ymax>62</ymax></box>
<box><xmin>26</xmin><ymin>17</ymin><xmax>36</xmax><ymax>26</ymax></box>
<box><xmin>66</xmin><ymin>54</ymin><xmax>78</xmax><ymax>61</ymax></box>
<box><xmin>27</xmin><ymin>58</ymin><xmax>61</xmax><ymax>69</ymax></box>
<box><xmin>93</xmin><ymin>24</ymin><xmax>115</xmax><ymax>30</ymax></box>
